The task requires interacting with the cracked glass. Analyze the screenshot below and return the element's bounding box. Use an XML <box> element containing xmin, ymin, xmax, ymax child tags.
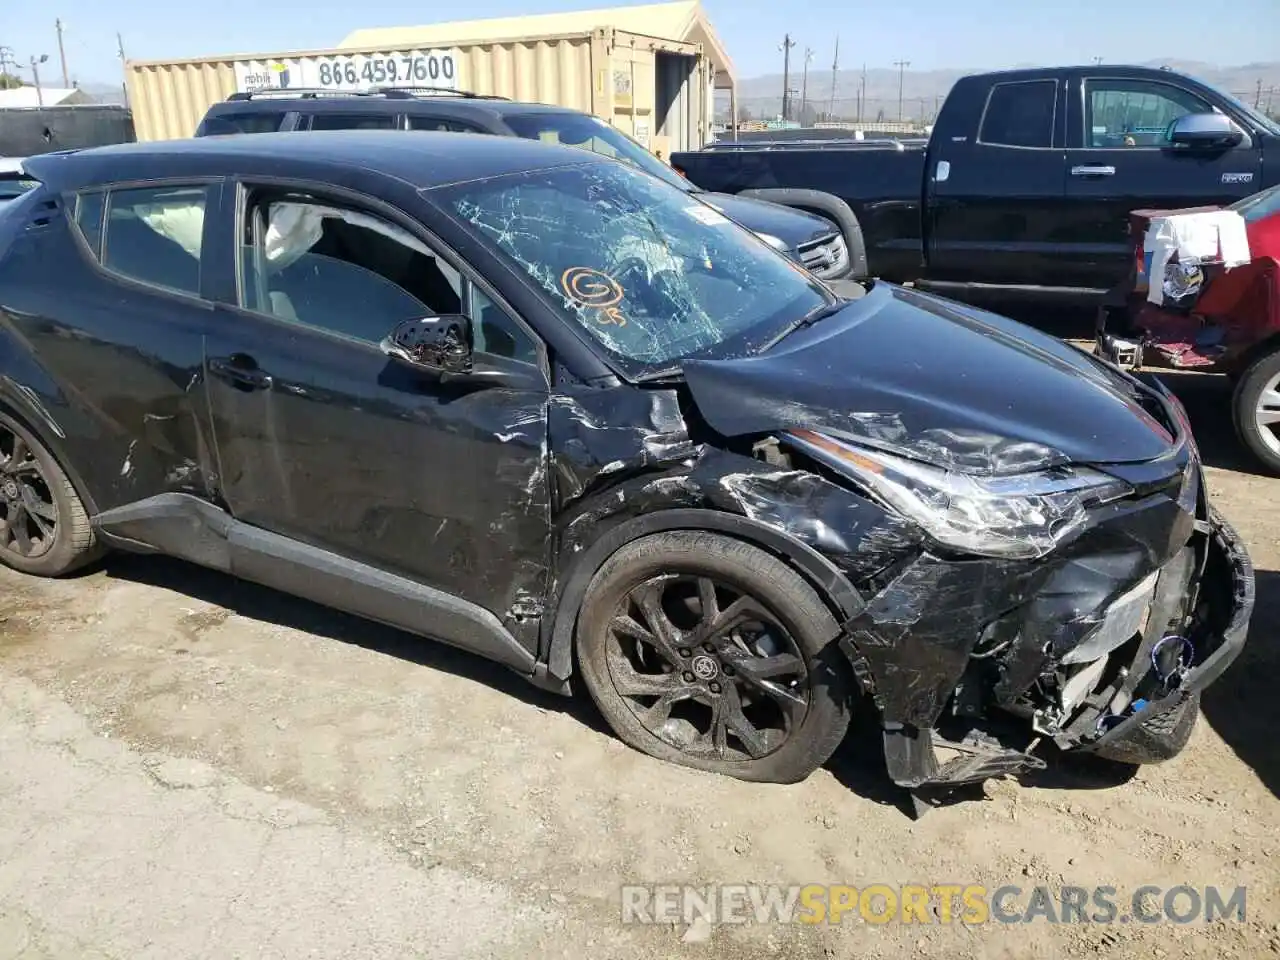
<box><xmin>433</xmin><ymin>160</ymin><xmax>832</xmax><ymax>368</ymax></box>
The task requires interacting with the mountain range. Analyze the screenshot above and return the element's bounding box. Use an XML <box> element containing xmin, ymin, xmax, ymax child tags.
<box><xmin>57</xmin><ymin>61</ymin><xmax>1280</xmax><ymax>124</ymax></box>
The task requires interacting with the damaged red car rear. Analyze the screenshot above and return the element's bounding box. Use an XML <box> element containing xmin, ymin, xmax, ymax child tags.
<box><xmin>0</xmin><ymin>132</ymin><xmax>1255</xmax><ymax>808</ymax></box>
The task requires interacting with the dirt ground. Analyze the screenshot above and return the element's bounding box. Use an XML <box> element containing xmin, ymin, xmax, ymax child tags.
<box><xmin>1</xmin><ymin>347</ymin><xmax>1278</xmax><ymax>958</ymax></box>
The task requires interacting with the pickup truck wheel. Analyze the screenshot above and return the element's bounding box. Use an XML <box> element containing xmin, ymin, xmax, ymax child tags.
<box><xmin>1232</xmin><ymin>349</ymin><xmax>1280</xmax><ymax>475</ymax></box>
<box><xmin>575</xmin><ymin>531</ymin><xmax>853</xmax><ymax>784</ymax></box>
<box><xmin>0</xmin><ymin>410</ymin><xmax>102</xmax><ymax>576</ymax></box>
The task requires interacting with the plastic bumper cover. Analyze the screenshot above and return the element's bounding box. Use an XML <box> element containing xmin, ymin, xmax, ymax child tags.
<box><xmin>1080</xmin><ymin>507</ymin><xmax>1254</xmax><ymax>763</ymax></box>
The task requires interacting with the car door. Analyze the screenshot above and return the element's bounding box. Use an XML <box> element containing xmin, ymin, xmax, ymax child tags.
<box><xmin>1057</xmin><ymin>74</ymin><xmax>1266</xmax><ymax>290</ymax></box>
<box><xmin>927</xmin><ymin>77</ymin><xmax>1068</xmax><ymax>286</ymax></box>
<box><xmin>11</xmin><ymin>180</ymin><xmax>225</xmax><ymax>510</ymax></box>
<box><xmin>202</xmin><ymin>180</ymin><xmax>552</xmax><ymax>625</ymax></box>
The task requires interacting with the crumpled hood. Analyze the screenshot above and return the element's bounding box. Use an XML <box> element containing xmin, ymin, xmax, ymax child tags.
<box><xmin>683</xmin><ymin>283</ymin><xmax>1177</xmax><ymax>474</ymax></box>
<box><xmin>699</xmin><ymin>192</ymin><xmax>836</xmax><ymax>248</ymax></box>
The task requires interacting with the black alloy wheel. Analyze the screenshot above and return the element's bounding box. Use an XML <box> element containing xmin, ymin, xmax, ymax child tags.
<box><xmin>575</xmin><ymin>531</ymin><xmax>853</xmax><ymax>784</ymax></box>
<box><xmin>607</xmin><ymin>573</ymin><xmax>808</xmax><ymax>760</ymax></box>
<box><xmin>0</xmin><ymin>423</ymin><xmax>58</xmax><ymax>560</ymax></box>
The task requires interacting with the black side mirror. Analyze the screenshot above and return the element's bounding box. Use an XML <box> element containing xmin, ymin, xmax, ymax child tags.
<box><xmin>381</xmin><ymin>314</ymin><xmax>473</xmax><ymax>375</ymax></box>
<box><xmin>1167</xmin><ymin>112</ymin><xmax>1243</xmax><ymax>150</ymax></box>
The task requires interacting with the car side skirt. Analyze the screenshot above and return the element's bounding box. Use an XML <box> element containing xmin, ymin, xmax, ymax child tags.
<box><xmin>93</xmin><ymin>492</ymin><xmax>537</xmax><ymax>675</ymax></box>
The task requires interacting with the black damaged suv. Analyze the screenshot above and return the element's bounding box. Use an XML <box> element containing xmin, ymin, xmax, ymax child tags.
<box><xmin>0</xmin><ymin>131</ymin><xmax>1254</xmax><ymax>801</ymax></box>
<box><xmin>195</xmin><ymin>87</ymin><xmax>859</xmax><ymax>282</ymax></box>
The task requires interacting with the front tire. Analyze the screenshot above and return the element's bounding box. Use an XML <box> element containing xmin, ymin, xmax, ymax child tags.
<box><xmin>575</xmin><ymin>531</ymin><xmax>854</xmax><ymax>784</ymax></box>
<box><xmin>0</xmin><ymin>410</ymin><xmax>102</xmax><ymax>576</ymax></box>
<box><xmin>1231</xmin><ymin>349</ymin><xmax>1280</xmax><ymax>474</ymax></box>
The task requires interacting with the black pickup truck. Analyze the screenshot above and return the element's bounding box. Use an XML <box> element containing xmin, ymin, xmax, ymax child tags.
<box><xmin>673</xmin><ymin>65</ymin><xmax>1280</xmax><ymax>302</ymax></box>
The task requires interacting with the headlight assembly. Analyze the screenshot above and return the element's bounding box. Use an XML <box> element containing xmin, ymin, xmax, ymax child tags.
<box><xmin>785</xmin><ymin>430</ymin><xmax>1132</xmax><ymax>559</ymax></box>
<box><xmin>753</xmin><ymin>232</ymin><xmax>791</xmax><ymax>253</ymax></box>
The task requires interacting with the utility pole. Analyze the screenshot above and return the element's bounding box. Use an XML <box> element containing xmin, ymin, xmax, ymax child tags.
<box><xmin>779</xmin><ymin>34</ymin><xmax>796</xmax><ymax>121</ymax></box>
<box><xmin>858</xmin><ymin>63</ymin><xmax>866</xmax><ymax>124</ymax></box>
<box><xmin>828</xmin><ymin>36</ymin><xmax>839</xmax><ymax>121</ymax></box>
<box><xmin>800</xmin><ymin>47</ymin><xmax>814</xmax><ymax>124</ymax></box>
<box><xmin>29</xmin><ymin>55</ymin><xmax>46</xmax><ymax>106</ymax></box>
<box><xmin>56</xmin><ymin>18</ymin><xmax>70</xmax><ymax>87</ymax></box>
<box><xmin>117</xmin><ymin>33</ymin><xmax>129</xmax><ymax>107</ymax></box>
<box><xmin>894</xmin><ymin>59</ymin><xmax>910</xmax><ymax>122</ymax></box>
<box><xmin>1255</xmin><ymin>78</ymin><xmax>1264</xmax><ymax>109</ymax></box>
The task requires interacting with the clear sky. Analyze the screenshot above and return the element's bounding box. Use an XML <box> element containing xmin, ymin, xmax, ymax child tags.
<box><xmin>3</xmin><ymin>0</ymin><xmax>1277</xmax><ymax>89</ymax></box>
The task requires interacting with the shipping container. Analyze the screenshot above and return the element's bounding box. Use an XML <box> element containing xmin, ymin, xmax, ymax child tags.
<box><xmin>124</xmin><ymin>27</ymin><xmax>711</xmax><ymax>153</ymax></box>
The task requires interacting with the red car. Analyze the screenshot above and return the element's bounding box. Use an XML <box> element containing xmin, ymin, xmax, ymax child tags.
<box><xmin>1097</xmin><ymin>183</ymin><xmax>1280</xmax><ymax>471</ymax></box>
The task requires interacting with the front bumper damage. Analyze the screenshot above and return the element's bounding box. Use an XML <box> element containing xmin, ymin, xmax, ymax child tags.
<box><xmin>1079</xmin><ymin>507</ymin><xmax>1253</xmax><ymax>764</ymax></box>
<box><xmin>837</xmin><ymin>488</ymin><xmax>1254</xmax><ymax>796</ymax></box>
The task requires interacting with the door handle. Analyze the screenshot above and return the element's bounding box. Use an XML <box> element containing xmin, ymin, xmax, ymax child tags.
<box><xmin>1071</xmin><ymin>165</ymin><xmax>1117</xmax><ymax>177</ymax></box>
<box><xmin>208</xmin><ymin>355</ymin><xmax>274</xmax><ymax>390</ymax></box>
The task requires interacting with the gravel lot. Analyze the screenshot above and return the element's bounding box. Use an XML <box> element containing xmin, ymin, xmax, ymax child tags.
<box><xmin>1</xmin><ymin>336</ymin><xmax>1277</xmax><ymax>959</ymax></box>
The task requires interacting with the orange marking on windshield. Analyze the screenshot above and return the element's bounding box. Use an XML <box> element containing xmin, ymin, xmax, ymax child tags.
<box><xmin>561</xmin><ymin>267</ymin><xmax>624</xmax><ymax>308</ymax></box>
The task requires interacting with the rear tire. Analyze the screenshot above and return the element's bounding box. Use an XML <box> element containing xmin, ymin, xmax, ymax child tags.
<box><xmin>1231</xmin><ymin>348</ymin><xmax>1280</xmax><ymax>475</ymax></box>
<box><xmin>0</xmin><ymin>410</ymin><xmax>102</xmax><ymax>577</ymax></box>
<box><xmin>575</xmin><ymin>531</ymin><xmax>854</xmax><ymax>784</ymax></box>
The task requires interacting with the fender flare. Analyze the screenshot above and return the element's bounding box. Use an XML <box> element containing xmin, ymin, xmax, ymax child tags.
<box><xmin>737</xmin><ymin>188</ymin><xmax>869</xmax><ymax>279</ymax></box>
<box><xmin>0</xmin><ymin>383</ymin><xmax>100</xmax><ymax>518</ymax></box>
<box><xmin>541</xmin><ymin>507</ymin><xmax>866</xmax><ymax>682</ymax></box>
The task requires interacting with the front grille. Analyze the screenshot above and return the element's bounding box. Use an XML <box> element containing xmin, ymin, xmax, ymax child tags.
<box><xmin>797</xmin><ymin>232</ymin><xmax>849</xmax><ymax>279</ymax></box>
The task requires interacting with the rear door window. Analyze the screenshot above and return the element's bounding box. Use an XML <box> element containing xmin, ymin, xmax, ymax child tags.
<box><xmin>408</xmin><ymin>116</ymin><xmax>486</xmax><ymax>133</ymax></box>
<box><xmin>72</xmin><ymin>191</ymin><xmax>107</xmax><ymax>257</ymax></box>
<box><xmin>307</xmin><ymin>114</ymin><xmax>399</xmax><ymax>131</ymax></box>
<box><xmin>202</xmin><ymin>112</ymin><xmax>288</xmax><ymax>135</ymax></box>
<box><xmin>978</xmin><ymin>80</ymin><xmax>1058</xmax><ymax>148</ymax></box>
<box><xmin>79</xmin><ymin>184</ymin><xmax>212</xmax><ymax>296</ymax></box>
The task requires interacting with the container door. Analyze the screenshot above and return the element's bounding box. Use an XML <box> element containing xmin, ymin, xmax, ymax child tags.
<box><xmin>655</xmin><ymin>51</ymin><xmax>699</xmax><ymax>154</ymax></box>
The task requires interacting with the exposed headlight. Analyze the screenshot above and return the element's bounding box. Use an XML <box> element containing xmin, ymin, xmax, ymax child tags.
<box><xmin>785</xmin><ymin>430</ymin><xmax>1132</xmax><ymax>559</ymax></box>
<box><xmin>754</xmin><ymin>232</ymin><xmax>791</xmax><ymax>252</ymax></box>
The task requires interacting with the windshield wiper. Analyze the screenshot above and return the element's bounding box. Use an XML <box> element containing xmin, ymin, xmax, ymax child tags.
<box><xmin>757</xmin><ymin>299</ymin><xmax>849</xmax><ymax>352</ymax></box>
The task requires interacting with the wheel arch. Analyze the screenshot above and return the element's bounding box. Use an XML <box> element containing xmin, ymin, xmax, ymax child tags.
<box><xmin>1229</xmin><ymin>329</ymin><xmax>1280</xmax><ymax>376</ymax></box>
<box><xmin>0</xmin><ymin>387</ymin><xmax>100</xmax><ymax>519</ymax></box>
<box><xmin>540</xmin><ymin>508</ymin><xmax>865</xmax><ymax>684</ymax></box>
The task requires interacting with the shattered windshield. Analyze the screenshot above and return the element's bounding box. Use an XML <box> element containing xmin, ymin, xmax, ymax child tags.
<box><xmin>434</xmin><ymin>160</ymin><xmax>832</xmax><ymax>368</ymax></box>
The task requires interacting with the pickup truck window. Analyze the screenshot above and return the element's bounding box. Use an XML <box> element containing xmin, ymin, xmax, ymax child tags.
<box><xmin>1084</xmin><ymin>79</ymin><xmax>1210</xmax><ymax>148</ymax></box>
<box><xmin>978</xmin><ymin>80</ymin><xmax>1057</xmax><ymax>149</ymax></box>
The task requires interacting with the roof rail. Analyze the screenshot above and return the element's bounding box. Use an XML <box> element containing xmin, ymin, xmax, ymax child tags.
<box><xmin>370</xmin><ymin>86</ymin><xmax>510</xmax><ymax>100</ymax></box>
<box><xmin>226</xmin><ymin>88</ymin><xmax>388</xmax><ymax>101</ymax></box>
